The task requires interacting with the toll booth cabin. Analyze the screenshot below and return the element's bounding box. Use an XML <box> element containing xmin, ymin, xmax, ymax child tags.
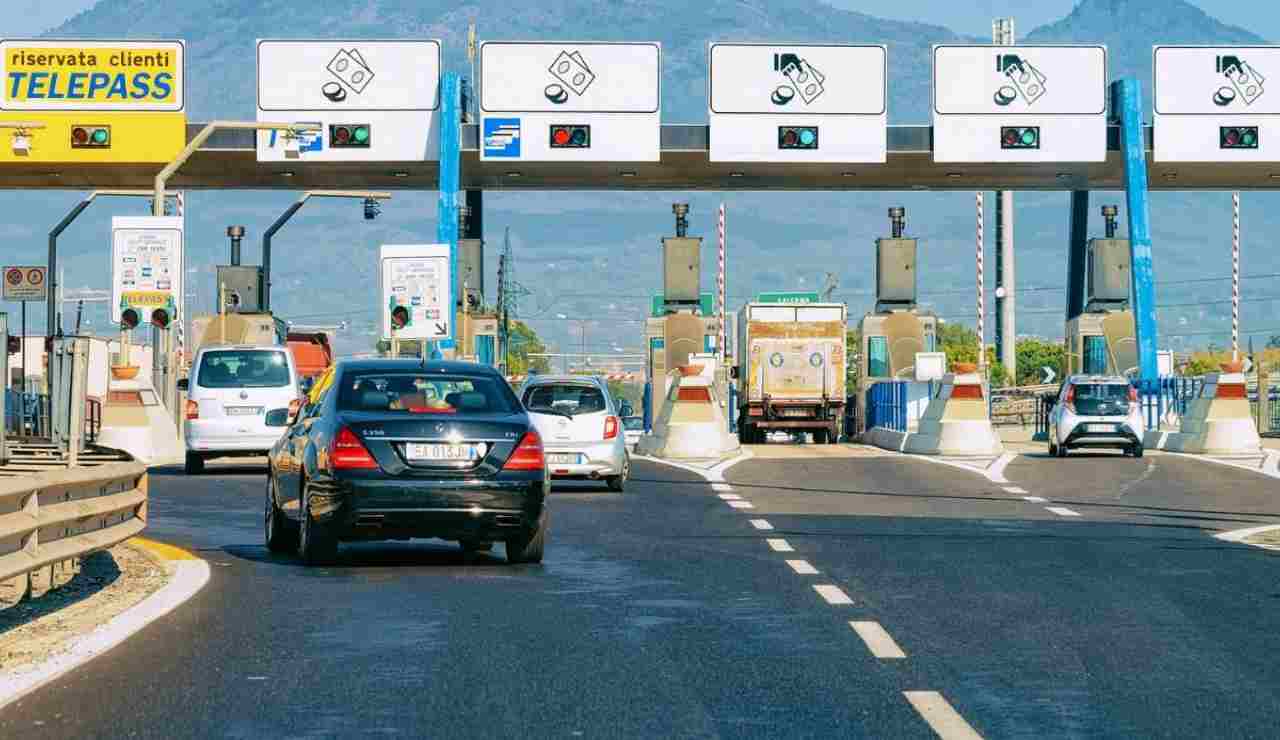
<box><xmin>1065</xmin><ymin>208</ymin><xmax>1137</xmax><ymax>377</ymax></box>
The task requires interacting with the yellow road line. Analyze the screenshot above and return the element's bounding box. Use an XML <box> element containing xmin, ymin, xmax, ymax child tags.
<box><xmin>130</xmin><ymin>537</ymin><xmax>200</xmax><ymax>561</ymax></box>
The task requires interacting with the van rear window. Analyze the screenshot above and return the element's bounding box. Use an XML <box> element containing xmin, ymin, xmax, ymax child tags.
<box><xmin>197</xmin><ymin>350</ymin><xmax>291</xmax><ymax>389</ymax></box>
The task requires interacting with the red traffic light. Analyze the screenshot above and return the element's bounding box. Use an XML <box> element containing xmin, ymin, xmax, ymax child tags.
<box><xmin>549</xmin><ymin>125</ymin><xmax>590</xmax><ymax>149</ymax></box>
<box><xmin>120</xmin><ymin>308</ymin><xmax>140</xmax><ymax>330</ymax></box>
<box><xmin>1220</xmin><ymin>126</ymin><xmax>1258</xmax><ymax>149</ymax></box>
<box><xmin>390</xmin><ymin>305</ymin><xmax>410</xmax><ymax>330</ymax></box>
<box><xmin>330</xmin><ymin>124</ymin><xmax>371</xmax><ymax>148</ymax></box>
<box><xmin>150</xmin><ymin>308</ymin><xmax>171</xmax><ymax>329</ymax></box>
<box><xmin>70</xmin><ymin>125</ymin><xmax>110</xmax><ymax>148</ymax></box>
<box><xmin>1000</xmin><ymin>126</ymin><xmax>1040</xmax><ymax>150</ymax></box>
<box><xmin>777</xmin><ymin>126</ymin><xmax>818</xmax><ymax>150</ymax></box>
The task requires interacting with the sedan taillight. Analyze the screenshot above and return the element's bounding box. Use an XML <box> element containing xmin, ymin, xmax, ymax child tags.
<box><xmin>185</xmin><ymin>400</ymin><xmax>199</xmax><ymax>420</ymax></box>
<box><xmin>1063</xmin><ymin>384</ymin><xmax>1076</xmax><ymax>414</ymax></box>
<box><xmin>332</xmin><ymin>426</ymin><xmax>378</xmax><ymax>470</ymax></box>
<box><xmin>503</xmin><ymin>431</ymin><xmax>545</xmax><ymax>471</ymax></box>
<box><xmin>604</xmin><ymin>415</ymin><xmax>619</xmax><ymax>440</ymax></box>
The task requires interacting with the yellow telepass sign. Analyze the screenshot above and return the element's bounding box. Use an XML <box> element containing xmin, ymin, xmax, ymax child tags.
<box><xmin>0</xmin><ymin>39</ymin><xmax>185</xmax><ymax>163</ymax></box>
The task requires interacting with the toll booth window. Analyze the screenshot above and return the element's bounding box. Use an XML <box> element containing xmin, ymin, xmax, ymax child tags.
<box><xmin>1082</xmin><ymin>336</ymin><xmax>1108</xmax><ymax>375</ymax></box>
<box><xmin>868</xmin><ymin>336</ymin><xmax>890</xmax><ymax>378</ymax></box>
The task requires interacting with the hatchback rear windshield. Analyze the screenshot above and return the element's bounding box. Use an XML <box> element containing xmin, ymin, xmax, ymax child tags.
<box><xmin>1073</xmin><ymin>383</ymin><xmax>1132</xmax><ymax>414</ymax></box>
<box><xmin>196</xmin><ymin>350</ymin><xmax>291</xmax><ymax>389</ymax></box>
<box><xmin>337</xmin><ymin>372</ymin><xmax>518</xmax><ymax>415</ymax></box>
<box><xmin>523</xmin><ymin>384</ymin><xmax>608</xmax><ymax>416</ymax></box>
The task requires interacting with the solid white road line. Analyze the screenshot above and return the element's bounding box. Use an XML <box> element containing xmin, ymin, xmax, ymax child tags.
<box><xmin>1023</xmin><ymin>496</ymin><xmax>1048</xmax><ymax>503</ymax></box>
<box><xmin>903</xmin><ymin>691</ymin><xmax>984</xmax><ymax>740</ymax></box>
<box><xmin>1046</xmin><ymin>506</ymin><xmax>1081</xmax><ymax>517</ymax></box>
<box><xmin>1002</xmin><ymin>486</ymin><xmax>1027</xmax><ymax>494</ymax></box>
<box><xmin>786</xmin><ymin>559</ymin><xmax>819</xmax><ymax>575</ymax></box>
<box><xmin>849</xmin><ymin>621</ymin><xmax>907</xmax><ymax>659</ymax></box>
<box><xmin>717</xmin><ymin>493</ymin><xmax>742</xmax><ymax>500</ymax></box>
<box><xmin>750</xmin><ymin>519</ymin><xmax>774</xmax><ymax>530</ymax></box>
<box><xmin>712</xmin><ymin>482</ymin><xmax>734</xmax><ymax>492</ymax></box>
<box><xmin>728</xmin><ymin>500</ymin><xmax>755</xmax><ymax>509</ymax></box>
<box><xmin>766</xmin><ymin>538</ymin><xmax>794</xmax><ymax>552</ymax></box>
<box><xmin>813</xmin><ymin>584</ymin><xmax>853</xmax><ymax>605</ymax></box>
<box><xmin>1215</xmin><ymin>522</ymin><xmax>1280</xmax><ymax>550</ymax></box>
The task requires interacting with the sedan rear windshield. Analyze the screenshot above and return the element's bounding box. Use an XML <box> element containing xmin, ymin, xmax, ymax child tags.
<box><xmin>196</xmin><ymin>350</ymin><xmax>291</xmax><ymax>389</ymax></box>
<box><xmin>523</xmin><ymin>384</ymin><xmax>607</xmax><ymax>416</ymax></box>
<box><xmin>337</xmin><ymin>372</ymin><xmax>518</xmax><ymax>415</ymax></box>
<box><xmin>1073</xmin><ymin>383</ymin><xmax>1132</xmax><ymax>415</ymax></box>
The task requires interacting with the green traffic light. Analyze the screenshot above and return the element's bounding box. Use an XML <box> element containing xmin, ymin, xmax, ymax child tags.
<box><xmin>1021</xmin><ymin>129</ymin><xmax>1037</xmax><ymax>146</ymax></box>
<box><xmin>1242</xmin><ymin>130</ymin><xmax>1257</xmax><ymax>147</ymax></box>
<box><xmin>798</xmin><ymin>128</ymin><xmax>816</xmax><ymax>147</ymax></box>
<box><xmin>91</xmin><ymin>128</ymin><xmax>109</xmax><ymax>145</ymax></box>
<box><xmin>353</xmin><ymin>126</ymin><xmax>370</xmax><ymax>144</ymax></box>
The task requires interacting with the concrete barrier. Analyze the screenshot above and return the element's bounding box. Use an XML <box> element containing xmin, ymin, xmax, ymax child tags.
<box><xmin>864</xmin><ymin>372</ymin><xmax>1004</xmax><ymax>456</ymax></box>
<box><xmin>1145</xmin><ymin>371</ymin><xmax>1262</xmax><ymax>455</ymax></box>
<box><xmin>637</xmin><ymin>367</ymin><xmax>739</xmax><ymax>461</ymax></box>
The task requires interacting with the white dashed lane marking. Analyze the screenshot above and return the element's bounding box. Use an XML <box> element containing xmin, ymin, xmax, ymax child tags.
<box><xmin>1023</xmin><ymin>496</ymin><xmax>1048</xmax><ymax>503</ymax></box>
<box><xmin>813</xmin><ymin>584</ymin><xmax>853</xmax><ymax>605</ymax></box>
<box><xmin>786</xmin><ymin>559</ymin><xmax>819</xmax><ymax>575</ymax></box>
<box><xmin>717</xmin><ymin>493</ymin><xmax>742</xmax><ymax>500</ymax></box>
<box><xmin>849</xmin><ymin>621</ymin><xmax>907</xmax><ymax>659</ymax></box>
<box><xmin>728</xmin><ymin>500</ymin><xmax>755</xmax><ymax>509</ymax></box>
<box><xmin>750</xmin><ymin>519</ymin><xmax>774</xmax><ymax>530</ymax></box>
<box><xmin>903</xmin><ymin>691</ymin><xmax>984</xmax><ymax>740</ymax></box>
<box><xmin>1046</xmin><ymin>506</ymin><xmax>1081</xmax><ymax>517</ymax></box>
<box><xmin>1002</xmin><ymin>486</ymin><xmax>1027</xmax><ymax>494</ymax></box>
<box><xmin>712</xmin><ymin>482</ymin><xmax>734</xmax><ymax>492</ymax></box>
<box><xmin>766</xmin><ymin>538</ymin><xmax>794</xmax><ymax>552</ymax></box>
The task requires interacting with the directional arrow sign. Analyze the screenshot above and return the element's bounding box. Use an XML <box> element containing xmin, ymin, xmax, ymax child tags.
<box><xmin>1041</xmin><ymin>366</ymin><xmax>1056</xmax><ymax>385</ymax></box>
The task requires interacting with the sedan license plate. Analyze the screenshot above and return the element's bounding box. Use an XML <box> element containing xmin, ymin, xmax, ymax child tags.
<box><xmin>1086</xmin><ymin>423</ymin><xmax>1115</xmax><ymax>433</ymax></box>
<box><xmin>405</xmin><ymin>443</ymin><xmax>480</xmax><ymax>462</ymax></box>
<box><xmin>547</xmin><ymin>453</ymin><xmax>581</xmax><ymax>465</ymax></box>
<box><xmin>225</xmin><ymin>406</ymin><xmax>263</xmax><ymax>416</ymax></box>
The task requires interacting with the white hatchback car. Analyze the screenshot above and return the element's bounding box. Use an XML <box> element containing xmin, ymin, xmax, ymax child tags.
<box><xmin>181</xmin><ymin>345</ymin><xmax>301</xmax><ymax>474</ymax></box>
<box><xmin>1048</xmin><ymin>375</ymin><xmax>1145</xmax><ymax>458</ymax></box>
<box><xmin>521</xmin><ymin>375</ymin><xmax>629</xmax><ymax>491</ymax></box>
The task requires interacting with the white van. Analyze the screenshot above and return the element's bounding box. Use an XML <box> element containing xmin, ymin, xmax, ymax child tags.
<box><xmin>181</xmin><ymin>345</ymin><xmax>301</xmax><ymax>474</ymax></box>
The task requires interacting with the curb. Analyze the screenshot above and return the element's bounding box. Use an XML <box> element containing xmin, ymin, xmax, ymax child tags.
<box><xmin>0</xmin><ymin>537</ymin><xmax>210</xmax><ymax>711</ymax></box>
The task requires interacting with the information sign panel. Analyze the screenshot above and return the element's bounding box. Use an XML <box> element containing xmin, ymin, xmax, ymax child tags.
<box><xmin>3</xmin><ymin>265</ymin><xmax>46</xmax><ymax>301</ymax></box>
<box><xmin>480</xmin><ymin>41</ymin><xmax>660</xmax><ymax>162</ymax></box>
<box><xmin>380</xmin><ymin>244</ymin><xmax>452</xmax><ymax>341</ymax></box>
<box><xmin>111</xmin><ymin>216</ymin><xmax>183</xmax><ymax>324</ymax></box>
<box><xmin>708</xmin><ymin>43</ymin><xmax>886</xmax><ymax>163</ymax></box>
<box><xmin>1154</xmin><ymin>46</ymin><xmax>1280</xmax><ymax>162</ymax></box>
<box><xmin>932</xmin><ymin>44</ymin><xmax>1107</xmax><ymax>163</ymax></box>
<box><xmin>256</xmin><ymin>39</ymin><xmax>441</xmax><ymax>162</ymax></box>
<box><xmin>0</xmin><ymin>39</ymin><xmax>185</xmax><ymax>163</ymax></box>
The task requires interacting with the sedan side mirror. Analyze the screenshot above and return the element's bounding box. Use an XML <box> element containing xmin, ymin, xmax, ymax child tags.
<box><xmin>176</xmin><ymin>378</ymin><xmax>189</xmax><ymax>392</ymax></box>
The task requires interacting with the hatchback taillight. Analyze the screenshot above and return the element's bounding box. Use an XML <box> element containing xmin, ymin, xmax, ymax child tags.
<box><xmin>332</xmin><ymin>426</ymin><xmax>378</xmax><ymax>470</ymax></box>
<box><xmin>185</xmin><ymin>400</ymin><xmax>199</xmax><ymax>420</ymax></box>
<box><xmin>604</xmin><ymin>415</ymin><xmax>619</xmax><ymax>440</ymax></box>
<box><xmin>503</xmin><ymin>431</ymin><xmax>545</xmax><ymax>471</ymax></box>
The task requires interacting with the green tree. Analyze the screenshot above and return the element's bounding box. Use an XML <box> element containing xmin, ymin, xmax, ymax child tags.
<box><xmin>506</xmin><ymin>320</ymin><xmax>550</xmax><ymax>376</ymax></box>
<box><xmin>1015</xmin><ymin>338</ymin><xmax>1065</xmax><ymax>386</ymax></box>
<box><xmin>845</xmin><ymin>327</ymin><xmax>862</xmax><ymax>389</ymax></box>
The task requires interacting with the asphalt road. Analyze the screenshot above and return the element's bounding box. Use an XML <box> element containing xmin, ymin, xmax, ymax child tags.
<box><xmin>4</xmin><ymin>446</ymin><xmax>1280</xmax><ymax>738</ymax></box>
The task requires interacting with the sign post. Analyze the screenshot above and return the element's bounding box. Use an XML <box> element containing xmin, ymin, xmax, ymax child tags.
<box><xmin>1153</xmin><ymin>46</ymin><xmax>1280</xmax><ymax>162</ymax></box>
<box><xmin>932</xmin><ymin>44</ymin><xmax>1107</xmax><ymax>163</ymax></box>
<box><xmin>3</xmin><ymin>265</ymin><xmax>46</xmax><ymax>392</ymax></box>
<box><xmin>708</xmin><ymin>43</ymin><xmax>887</xmax><ymax>163</ymax></box>
<box><xmin>480</xmin><ymin>41</ymin><xmax>661</xmax><ymax>162</ymax></box>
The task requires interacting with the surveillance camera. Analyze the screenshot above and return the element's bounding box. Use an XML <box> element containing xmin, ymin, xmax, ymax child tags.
<box><xmin>11</xmin><ymin>134</ymin><xmax>31</xmax><ymax>156</ymax></box>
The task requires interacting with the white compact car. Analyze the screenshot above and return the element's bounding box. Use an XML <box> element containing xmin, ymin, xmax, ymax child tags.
<box><xmin>521</xmin><ymin>375</ymin><xmax>630</xmax><ymax>491</ymax></box>
<box><xmin>181</xmin><ymin>345</ymin><xmax>301</xmax><ymax>474</ymax></box>
<box><xmin>1048</xmin><ymin>375</ymin><xmax>1145</xmax><ymax>458</ymax></box>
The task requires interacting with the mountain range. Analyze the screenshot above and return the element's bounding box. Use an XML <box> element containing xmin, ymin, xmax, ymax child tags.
<box><xmin>2</xmin><ymin>0</ymin><xmax>1278</xmax><ymax>360</ymax></box>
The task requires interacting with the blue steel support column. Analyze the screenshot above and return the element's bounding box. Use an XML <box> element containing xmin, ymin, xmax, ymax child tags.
<box><xmin>435</xmin><ymin>72</ymin><xmax>462</xmax><ymax>359</ymax></box>
<box><xmin>1066</xmin><ymin>191</ymin><xmax>1089</xmax><ymax>321</ymax></box>
<box><xmin>1111</xmin><ymin>79</ymin><xmax>1159</xmax><ymax>391</ymax></box>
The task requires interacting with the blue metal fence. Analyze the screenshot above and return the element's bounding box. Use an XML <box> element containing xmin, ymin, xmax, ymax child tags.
<box><xmin>866</xmin><ymin>380</ymin><xmax>909</xmax><ymax>433</ymax></box>
<box><xmin>1139</xmin><ymin>376</ymin><xmax>1204</xmax><ymax>431</ymax></box>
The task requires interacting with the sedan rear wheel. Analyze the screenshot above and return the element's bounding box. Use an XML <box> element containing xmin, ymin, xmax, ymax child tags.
<box><xmin>265</xmin><ymin>472</ymin><xmax>299</xmax><ymax>553</ymax></box>
<box><xmin>506</xmin><ymin>510</ymin><xmax>548</xmax><ymax>564</ymax></box>
<box><xmin>298</xmin><ymin>484</ymin><xmax>339</xmax><ymax>566</ymax></box>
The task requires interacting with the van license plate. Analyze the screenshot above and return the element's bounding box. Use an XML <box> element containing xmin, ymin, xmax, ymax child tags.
<box><xmin>405</xmin><ymin>443</ymin><xmax>479</xmax><ymax>461</ymax></box>
<box><xmin>225</xmin><ymin>406</ymin><xmax>263</xmax><ymax>416</ymax></box>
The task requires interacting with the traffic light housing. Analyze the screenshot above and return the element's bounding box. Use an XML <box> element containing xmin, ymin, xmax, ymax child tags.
<box><xmin>390</xmin><ymin>305</ymin><xmax>410</xmax><ymax>331</ymax></box>
<box><xmin>1220</xmin><ymin>126</ymin><xmax>1259</xmax><ymax>150</ymax></box>
<box><xmin>150</xmin><ymin>308</ymin><xmax>171</xmax><ymax>329</ymax></box>
<box><xmin>6</xmin><ymin>336</ymin><xmax>19</xmax><ymax>356</ymax></box>
<box><xmin>778</xmin><ymin>126</ymin><xmax>818</xmax><ymax>150</ymax></box>
<box><xmin>120</xmin><ymin>308</ymin><xmax>140</xmax><ymax>330</ymax></box>
<box><xmin>1001</xmin><ymin>126</ymin><xmax>1040</xmax><ymax>150</ymax></box>
<box><xmin>550</xmin><ymin>125</ymin><xmax>590</xmax><ymax>149</ymax></box>
<box><xmin>330</xmin><ymin>124</ymin><xmax>371</xmax><ymax>148</ymax></box>
<box><xmin>71</xmin><ymin>125</ymin><xmax>111</xmax><ymax>149</ymax></box>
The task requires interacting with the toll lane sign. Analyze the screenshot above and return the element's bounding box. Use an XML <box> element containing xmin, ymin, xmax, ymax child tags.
<box><xmin>257</xmin><ymin>39</ymin><xmax>441</xmax><ymax>163</ymax></box>
<box><xmin>111</xmin><ymin>217</ymin><xmax>183</xmax><ymax>324</ymax></box>
<box><xmin>0</xmin><ymin>39</ymin><xmax>185</xmax><ymax>163</ymax></box>
<box><xmin>932</xmin><ymin>45</ymin><xmax>1107</xmax><ymax>163</ymax></box>
<box><xmin>480</xmin><ymin>41</ymin><xmax>661</xmax><ymax>162</ymax></box>
<box><xmin>3</xmin><ymin>265</ymin><xmax>46</xmax><ymax>301</ymax></box>
<box><xmin>708</xmin><ymin>43</ymin><xmax>887</xmax><ymax>163</ymax></box>
<box><xmin>1154</xmin><ymin>46</ymin><xmax>1280</xmax><ymax>162</ymax></box>
<box><xmin>380</xmin><ymin>244</ymin><xmax>452</xmax><ymax>341</ymax></box>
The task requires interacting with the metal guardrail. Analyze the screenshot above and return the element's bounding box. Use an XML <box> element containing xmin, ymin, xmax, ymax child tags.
<box><xmin>866</xmin><ymin>380</ymin><xmax>908</xmax><ymax>433</ymax></box>
<box><xmin>0</xmin><ymin>461</ymin><xmax>147</xmax><ymax>590</ymax></box>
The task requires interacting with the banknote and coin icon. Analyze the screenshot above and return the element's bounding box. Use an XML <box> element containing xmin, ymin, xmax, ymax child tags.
<box><xmin>994</xmin><ymin>54</ymin><xmax>1047</xmax><ymax>107</ymax></box>
<box><xmin>769</xmin><ymin>52</ymin><xmax>826</xmax><ymax>107</ymax></box>
<box><xmin>321</xmin><ymin>48</ymin><xmax>376</xmax><ymax>102</ymax></box>
<box><xmin>544</xmin><ymin>50</ymin><xmax>596</xmax><ymax>104</ymax></box>
<box><xmin>1212</xmin><ymin>55</ymin><xmax>1265</xmax><ymax>107</ymax></box>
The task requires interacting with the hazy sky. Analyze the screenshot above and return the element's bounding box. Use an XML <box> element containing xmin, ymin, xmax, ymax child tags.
<box><xmin>3</xmin><ymin>1</ymin><xmax>1273</xmax><ymax>42</ymax></box>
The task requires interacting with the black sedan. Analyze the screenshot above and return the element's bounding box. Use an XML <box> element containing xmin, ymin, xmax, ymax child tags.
<box><xmin>265</xmin><ymin>359</ymin><xmax>550</xmax><ymax>565</ymax></box>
